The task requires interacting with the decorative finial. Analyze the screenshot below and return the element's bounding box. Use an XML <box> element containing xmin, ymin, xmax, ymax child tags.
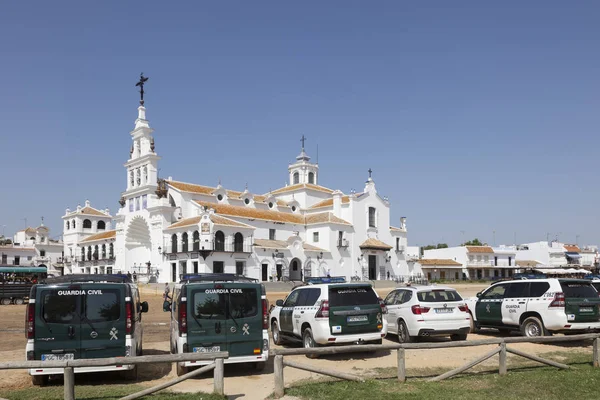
<box><xmin>135</xmin><ymin>73</ymin><xmax>149</xmax><ymax>106</ymax></box>
<box><xmin>40</xmin><ymin>216</ymin><xmax>44</xmax><ymax>226</ymax></box>
<box><xmin>300</xmin><ymin>135</ymin><xmax>306</xmax><ymax>150</ymax></box>
<box><xmin>368</xmin><ymin>168</ymin><xmax>372</xmax><ymax>179</ymax></box>
<box><xmin>218</xmin><ymin>177</ymin><xmax>221</xmax><ymax>186</ymax></box>
<box><xmin>245</xmin><ymin>182</ymin><xmax>248</xmax><ymax>191</ymax></box>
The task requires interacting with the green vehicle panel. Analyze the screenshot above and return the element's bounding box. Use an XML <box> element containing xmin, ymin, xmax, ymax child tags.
<box><xmin>560</xmin><ymin>280</ymin><xmax>600</xmax><ymax>323</ymax></box>
<box><xmin>328</xmin><ymin>285</ymin><xmax>382</xmax><ymax>335</ymax></box>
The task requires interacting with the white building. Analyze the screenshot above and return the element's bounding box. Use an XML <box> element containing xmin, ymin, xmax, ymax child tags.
<box><xmin>579</xmin><ymin>246</ymin><xmax>598</xmax><ymax>269</ymax></box>
<box><xmin>63</xmin><ymin>100</ymin><xmax>414</xmax><ymax>283</ymax></box>
<box><xmin>0</xmin><ymin>224</ymin><xmax>63</xmax><ymax>274</ymax></box>
<box><xmin>423</xmin><ymin>245</ymin><xmax>518</xmax><ymax>280</ymax></box>
<box><xmin>515</xmin><ymin>241</ymin><xmax>586</xmax><ymax>268</ymax></box>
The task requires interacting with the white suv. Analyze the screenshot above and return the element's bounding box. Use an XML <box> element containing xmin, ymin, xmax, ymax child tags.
<box><xmin>269</xmin><ymin>282</ymin><xmax>387</xmax><ymax>354</ymax></box>
<box><xmin>383</xmin><ymin>285</ymin><xmax>471</xmax><ymax>343</ymax></box>
<box><xmin>466</xmin><ymin>278</ymin><xmax>600</xmax><ymax>337</ymax></box>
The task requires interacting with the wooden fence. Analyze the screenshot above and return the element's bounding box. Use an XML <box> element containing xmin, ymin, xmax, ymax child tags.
<box><xmin>0</xmin><ymin>351</ymin><xmax>229</xmax><ymax>400</ymax></box>
<box><xmin>271</xmin><ymin>333</ymin><xmax>600</xmax><ymax>398</ymax></box>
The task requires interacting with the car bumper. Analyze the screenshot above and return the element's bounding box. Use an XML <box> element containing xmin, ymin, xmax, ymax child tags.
<box><xmin>548</xmin><ymin>321</ymin><xmax>600</xmax><ymax>333</ymax></box>
<box><xmin>182</xmin><ymin>352</ymin><xmax>268</xmax><ymax>367</ymax></box>
<box><xmin>29</xmin><ymin>364</ymin><xmax>134</xmax><ymax>376</ymax></box>
<box><xmin>417</xmin><ymin>327</ymin><xmax>470</xmax><ymax>337</ymax></box>
<box><xmin>408</xmin><ymin>319</ymin><xmax>471</xmax><ymax>337</ymax></box>
<box><xmin>312</xmin><ymin>320</ymin><xmax>387</xmax><ymax>345</ymax></box>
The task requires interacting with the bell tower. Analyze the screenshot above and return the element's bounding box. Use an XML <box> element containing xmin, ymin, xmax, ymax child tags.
<box><xmin>288</xmin><ymin>135</ymin><xmax>319</xmax><ymax>185</ymax></box>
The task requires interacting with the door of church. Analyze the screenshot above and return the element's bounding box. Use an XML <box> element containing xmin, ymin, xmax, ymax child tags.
<box><xmin>262</xmin><ymin>264</ymin><xmax>268</xmax><ymax>281</ymax></box>
<box><xmin>368</xmin><ymin>255</ymin><xmax>377</xmax><ymax>280</ymax></box>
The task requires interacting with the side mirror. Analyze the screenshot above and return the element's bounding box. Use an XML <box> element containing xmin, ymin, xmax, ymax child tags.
<box><xmin>276</xmin><ymin>299</ymin><xmax>284</xmax><ymax>307</ymax></box>
<box><xmin>476</xmin><ymin>292</ymin><xmax>482</xmax><ymax>298</ymax></box>
<box><xmin>141</xmin><ymin>301</ymin><xmax>149</xmax><ymax>313</ymax></box>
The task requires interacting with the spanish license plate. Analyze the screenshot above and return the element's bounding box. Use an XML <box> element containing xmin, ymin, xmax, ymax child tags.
<box><xmin>41</xmin><ymin>353</ymin><xmax>74</xmax><ymax>361</ymax></box>
<box><xmin>435</xmin><ymin>308</ymin><xmax>453</xmax><ymax>314</ymax></box>
<box><xmin>580</xmin><ymin>307</ymin><xmax>594</xmax><ymax>313</ymax></box>
<box><xmin>347</xmin><ymin>315</ymin><xmax>368</xmax><ymax>322</ymax></box>
<box><xmin>193</xmin><ymin>346</ymin><xmax>221</xmax><ymax>353</ymax></box>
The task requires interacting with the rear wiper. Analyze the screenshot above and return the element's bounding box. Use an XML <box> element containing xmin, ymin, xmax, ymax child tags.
<box><xmin>39</xmin><ymin>316</ymin><xmax>53</xmax><ymax>334</ymax></box>
<box><xmin>77</xmin><ymin>309</ymin><xmax>96</xmax><ymax>333</ymax></box>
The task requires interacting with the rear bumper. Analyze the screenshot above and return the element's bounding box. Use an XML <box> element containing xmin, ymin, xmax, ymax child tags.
<box><xmin>312</xmin><ymin>320</ymin><xmax>387</xmax><ymax>345</ymax></box>
<box><xmin>29</xmin><ymin>364</ymin><xmax>134</xmax><ymax>376</ymax></box>
<box><xmin>417</xmin><ymin>327</ymin><xmax>470</xmax><ymax>337</ymax></box>
<box><xmin>406</xmin><ymin>318</ymin><xmax>471</xmax><ymax>337</ymax></box>
<box><xmin>549</xmin><ymin>321</ymin><xmax>600</xmax><ymax>333</ymax></box>
<box><xmin>182</xmin><ymin>352</ymin><xmax>268</xmax><ymax>367</ymax></box>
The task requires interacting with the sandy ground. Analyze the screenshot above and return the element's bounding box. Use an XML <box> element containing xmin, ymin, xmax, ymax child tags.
<box><xmin>0</xmin><ymin>283</ymin><xmax>593</xmax><ymax>399</ymax></box>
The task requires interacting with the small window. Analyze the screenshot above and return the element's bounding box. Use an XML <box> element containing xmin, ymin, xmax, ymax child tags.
<box><xmin>40</xmin><ymin>250</ymin><xmax>46</xmax><ymax>257</ymax></box>
<box><xmin>291</xmin><ymin>206</ymin><xmax>296</xmax><ymax>212</ymax></box>
<box><xmin>171</xmin><ymin>234</ymin><xmax>178</xmax><ymax>253</ymax></box>
<box><xmin>72</xmin><ymin>219</ymin><xmax>76</xmax><ymax>229</ymax></box>
<box><xmin>268</xmin><ymin>202</ymin><xmax>274</xmax><ymax>208</ymax></box>
<box><xmin>193</xmin><ymin>291</ymin><xmax>226</xmax><ymax>320</ymax></box>
<box><xmin>83</xmin><ymin>219</ymin><xmax>92</xmax><ymax>229</ymax></box>
<box><xmin>97</xmin><ymin>221</ymin><xmax>106</xmax><ymax>230</ymax></box>
<box><xmin>396</xmin><ymin>238</ymin><xmax>400</xmax><ymax>251</ymax></box>
<box><xmin>217</xmin><ymin>194</ymin><xmax>224</xmax><ymax>201</ymax></box>
<box><xmin>27</xmin><ymin>256</ymin><xmax>33</xmax><ymax>261</ymax></box>
<box><xmin>234</xmin><ymin>233</ymin><xmax>244</xmax><ymax>252</ymax></box>
<box><xmin>182</xmin><ymin>232</ymin><xmax>189</xmax><ymax>252</ymax></box>
<box><xmin>229</xmin><ymin>289</ymin><xmax>258</xmax><ymax>318</ymax></box>
<box><xmin>142</xmin><ymin>194</ymin><xmax>147</xmax><ymax>209</ymax></box>
<box><xmin>293</xmin><ymin>172</ymin><xmax>299</xmax><ymax>185</ymax></box>
<box><xmin>368</xmin><ymin>207</ymin><xmax>376</xmax><ymax>228</ymax></box>
<box><xmin>244</xmin><ymin>198</ymin><xmax>250</xmax><ymax>205</ymax></box>
<box><xmin>269</xmin><ymin>229</ymin><xmax>276</xmax><ymax>241</ymax></box>
<box><xmin>530</xmin><ymin>282</ymin><xmax>550</xmax><ymax>297</ymax></box>
<box><xmin>129</xmin><ymin>199</ymin><xmax>134</xmax><ymax>212</ymax></box>
<box><xmin>66</xmin><ymin>221</ymin><xmax>70</xmax><ymax>230</ymax></box>
<box><xmin>313</xmin><ymin>232</ymin><xmax>319</xmax><ymax>242</ymax></box>
<box><xmin>193</xmin><ymin>231</ymin><xmax>200</xmax><ymax>251</ymax></box>
<box><xmin>329</xmin><ymin>286</ymin><xmax>378</xmax><ymax>307</ymax></box>
<box><xmin>308</xmin><ymin>172</ymin><xmax>315</xmax><ymax>184</ymax></box>
<box><xmin>236</xmin><ymin>261</ymin><xmax>245</xmax><ymax>275</ymax></box>
<box><xmin>14</xmin><ymin>256</ymin><xmax>20</xmax><ymax>265</ymax></box>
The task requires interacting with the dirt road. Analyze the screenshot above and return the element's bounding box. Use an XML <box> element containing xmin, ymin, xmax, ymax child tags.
<box><xmin>0</xmin><ymin>283</ymin><xmax>592</xmax><ymax>399</ymax></box>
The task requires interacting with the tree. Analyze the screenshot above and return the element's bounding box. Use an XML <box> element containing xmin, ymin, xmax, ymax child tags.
<box><xmin>462</xmin><ymin>238</ymin><xmax>483</xmax><ymax>246</ymax></box>
<box><xmin>421</xmin><ymin>243</ymin><xmax>448</xmax><ymax>256</ymax></box>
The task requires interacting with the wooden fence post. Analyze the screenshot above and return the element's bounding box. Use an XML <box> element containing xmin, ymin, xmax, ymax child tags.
<box><xmin>593</xmin><ymin>338</ymin><xmax>599</xmax><ymax>368</ymax></box>
<box><xmin>499</xmin><ymin>343</ymin><xmax>507</xmax><ymax>376</ymax></box>
<box><xmin>397</xmin><ymin>348</ymin><xmax>406</xmax><ymax>382</ymax></box>
<box><xmin>274</xmin><ymin>355</ymin><xmax>284</xmax><ymax>399</ymax></box>
<box><xmin>214</xmin><ymin>358</ymin><xmax>224</xmax><ymax>395</ymax></box>
<box><xmin>63</xmin><ymin>367</ymin><xmax>75</xmax><ymax>400</ymax></box>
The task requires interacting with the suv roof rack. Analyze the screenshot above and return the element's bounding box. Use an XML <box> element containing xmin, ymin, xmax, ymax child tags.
<box><xmin>305</xmin><ymin>276</ymin><xmax>346</xmax><ymax>284</ymax></box>
<box><xmin>41</xmin><ymin>274</ymin><xmax>132</xmax><ymax>284</ymax></box>
<box><xmin>180</xmin><ymin>273</ymin><xmax>258</xmax><ymax>283</ymax></box>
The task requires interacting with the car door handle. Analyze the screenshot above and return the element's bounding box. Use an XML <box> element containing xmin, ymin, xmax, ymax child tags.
<box><xmin>519</xmin><ymin>302</ymin><xmax>526</xmax><ymax>304</ymax></box>
<box><xmin>67</xmin><ymin>325</ymin><xmax>75</xmax><ymax>339</ymax></box>
<box><xmin>300</xmin><ymin>311</ymin><xmax>304</xmax><ymax>314</ymax></box>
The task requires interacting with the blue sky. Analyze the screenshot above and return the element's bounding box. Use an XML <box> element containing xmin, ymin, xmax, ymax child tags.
<box><xmin>1</xmin><ymin>1</ymin><xmax>598</xmax><ymax>247</ymax></box>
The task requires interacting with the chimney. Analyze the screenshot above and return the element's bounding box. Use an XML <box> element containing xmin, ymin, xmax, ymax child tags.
<box><xmin>332</xmin><ymin>190</ymin><xmax>343</xmax><ymax>217</ymax></box>
<box><xmin>85</xmin><ymin>199</ymin><xmax>90</xmax><ymax>207</ymax></box>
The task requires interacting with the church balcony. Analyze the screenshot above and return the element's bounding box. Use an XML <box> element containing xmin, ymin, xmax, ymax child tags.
<box><xmin>164</xmin><ymin>242</ymin><xmax>253</xmax><ymax>257</ymax></box>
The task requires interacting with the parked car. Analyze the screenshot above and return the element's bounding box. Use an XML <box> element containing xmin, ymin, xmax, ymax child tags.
<box><xmin>269</xmin><ymin>279</ymin><xmax>387</xmax><ymax>357</ymax></box>
<box><xmin>164</xmin><ymin>273</ymin><xmax>269</xmax><ymax>376</ymax></box>
<box><xmin>26</xmin><ymin>274</ymin><xmax>148</xmax><ymax>385</ymax></box>
<box><xmin>466</xmin><ymin>278</ymin><xmax>600</xmax><ymax>337</ymax></box>
<box><xmin>383</xmin><ymin>285</ymin><xmax>470</xmax><ymax>343</ymax></box>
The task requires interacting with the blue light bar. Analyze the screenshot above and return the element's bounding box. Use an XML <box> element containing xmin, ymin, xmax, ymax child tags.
<box><xmin>305</xmin><ymin>276</ymin><xmax>346</xmax><ymax>284</ymax></box>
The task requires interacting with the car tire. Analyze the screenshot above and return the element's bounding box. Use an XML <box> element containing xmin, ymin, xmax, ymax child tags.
<box><xmin>469</xmin><ymin>312</ymin><xmax>480</xmax><ymax>333</ymax></box>
<box><xmin>272</xmin><ymin>321</ymin><xmax>283</xmax><ymax>346</ymax></box>
<box><xmin>397</xmin><ymin>321</ymin><xmax>414</xmax><ymax>343</ymax></box>
<box><xmin>0</xmin><ymin>298</ymin><xmax>11</xmax><ymax>306</ymax></box>
<box><xmin>303</xmin><ymin>328</ymin><xmax>320</xmax><ymax>359</ymax></box>
<box><xmin>520</xmin><ymin>316</ymin><xmax>548</xmax><ymax>337</ymax></box>
<box><xmin>31</xmin><ymin>375</ymin><xmax>48</xmax><ymax>386</ymax></box>
<box><xmin>176</xmin><ymin>362</ymin><xmax>188</xmax><ymax>377</ymax></box>
<box><xmin>450</xmin><ymin>334</ymin><xmax>468</xmax><ymax>341</ymax></box>
<box><xmin>14</xmin><ymin>298</ymin><xmax>24</xmax><ymax>305</ymax></box>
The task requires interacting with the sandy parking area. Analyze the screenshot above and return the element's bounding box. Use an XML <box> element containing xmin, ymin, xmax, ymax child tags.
<box><xmin>0</xmin><ymin>283</ymin><xmax>592</xmax><ymax>399</ymax></box>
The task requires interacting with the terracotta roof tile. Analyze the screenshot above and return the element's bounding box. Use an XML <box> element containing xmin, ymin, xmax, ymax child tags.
<box><xmin>269</xmin><ymin>183</ymin><xmax>334</xmax><ymax>195</ymax></box>
<box><xmin>167</xmin><ymin>180</ymin><xmax>286</xmax><ymax>207</ymax></box>
<box><xmin>196</xmin><ymin>201</ymin><xmax>305</xmax><ymax>224</ymax></box>
<box><xmin>419</xmin><ymin>259</ymin><xmax>462</xmax><ymax>266</ymax></box>
<box><xmin>303</xmin><ymin>243</ymin><xmax>328</xmax><ymax>252</ymax></box>
<box><xmin>305</xmin><ymin>212</ymin><xmax>351</xmax><ymax>225</ymax></box>
<box><xmin>309</xmin><ymin>196</ymin><xmax>352</xmax><ymax>209</ymax></box>
<box><xmin>166</xmin><ymin>215</ymin><xmax>254</xmax><ymax>230</ymax></box>
<box><xmin>564</xmin><ymin>245</ymin><xmax>581</xmax><ymax>253</ymax></box>
<box><xmin>359</xmin><ymin>238</ymin><xmax>393</xmax><ymax>250</ymax></box>
<box><xmin>466</xmin><ymin>246</ymin><xmax>494</xmax><ymax>253</ymax></box>
<box><xmin>254</xmin><ymin>239</ymin><xmax>289</xmax><ymax>249</ymax></box>
<box><xmin>516</xmin><ymin>260</ymin><xmax>541</xmax><ymax>267</ymax></box>
<box><xmin>390</xmin><ymin>226</ymin><xmax>405</xmax><ymax>232</ymax></box>
<box><xmin>66</xmin><ymin>207</ymin><xmax>110</xmax><ymax>217</ymax></box>
<box><xmin>81</xmin><ymin>230</ymin><xmax>116</xmax><ymax>243</ymax></box>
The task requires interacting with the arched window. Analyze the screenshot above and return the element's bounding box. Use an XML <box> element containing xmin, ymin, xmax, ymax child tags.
<box><xmin>368</xmin><ymin>207</ymin><xmax>376</xmax><ymax>228</ymax></box>
<box><xmin>83</xmin><ymin>219</ymin><xmax>92</xmax><ymax>229</ymax></box>
<box><xmin>102</xmin><ymin>244</ymin><xmax>106</xmax><ymax>259</ymax></box>
<box><xmin>193</xmin><ymin>231</ymin><xmax>200</xmax><ymax>251</ymax></box>
<box><xmin>169</xmin><ymin>195</ymin><xmax>176</xmax><ymax>207</ymax></box>
<box><xmin>143</xmin><ymin>166</ymin><xmax>148</xmax><ymax>183</ymax></box>
<box><xmin>234</xmin><ymin>233</ymin><xmax>244</xmax><ymax>252</ymax></box>
<box><xmin>81</xmin><ymin>247</ymin><xmax>85</xmax><ymax>260</ymax></box>
<box><xmin>130</xmin><ymin>170</ymin><xmax>134</xmax><ymax>187</ymax></box>
<box><xmin>72</xmin><ymin>219</ymin><xmax>76</xmax><ymax>229</ymax></box>
<box><xmin>293</xmin><ymin>172</ymin><xmax>299</xmax><ymax>185</ymax></box>
<box><xmin>87</xmin><ymin>247</ymin><xmax>92</xmax><ymax>261</ymax></box>
<box><xmin>136</xmin><ymin>168</ymin><xmax>141</xmax><ymax>186</ymax></box>
<box><xmin>97</xmin><ymin>221</ymin><xmax>106</xmax><ymax>230</ymax></box>
<box><xmin>215</xmin><ymin>231</ymin><xmax>225</xmax><ymax>252</ymax></box>
<box><xmin>93</xmin><ymin>245</ymin><xmax>99</xmax><ymax>260</ymax></box>
<box><xmin>182</xmin><ymin>232</ymin><xmax>189</xmax><ymax>252</ymax></box>
<box><xmin>171</xmin><ymin>234</ymin><xmax>178</xmax><ymax>253</ymax></box>
<box><xmin>66</xmin><ymin>221</ymin><xmax>70</xmax><ymax>230</ymax></box>
<box><xmin>308</xmin><ymin>172</ymin><xmax>315</xmax><ymax>184</ymax></box>
<box><xmin>109</xmin><ymin>243</ymin><xmax>114</xmax><ymax>258</ymax></box>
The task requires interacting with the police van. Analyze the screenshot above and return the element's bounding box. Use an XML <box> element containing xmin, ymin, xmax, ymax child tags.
<box><xmin>25</xmin><ymin>274</ymin><xmax>149</xmax><ymax>385</ymax></box>
<box><xmin>165</xmin><ymin>273</ymin><xmax>269</xmax><ymax>376</ymax></box>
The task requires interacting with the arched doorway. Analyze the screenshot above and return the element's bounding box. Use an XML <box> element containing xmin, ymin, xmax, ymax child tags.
<box><xmin>289</xmin><ymin>258</ymin><xmax>302</xmax><ymax>281</ymax></box>
<box><xmin>125</xmin><ymin>217</ymin><xmax>152</xmax><ymax>276</ymax></box>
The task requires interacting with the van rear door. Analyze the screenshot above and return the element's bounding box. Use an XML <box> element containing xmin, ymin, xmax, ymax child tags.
<box><xmin>79</xmin><ymin>284</ymin><xmax>126</xmax><ymax>359</ymax></box>
<box><xmin>34</xmin><ymin>287</ymin><xmax>82</xmax><ymax>361</ymax></box>
<box><xmin>560</xmin><ymin>280</ymin><xmax>600</xmax><ymax>323</ymax></box>
<box><xmin>328</xmin><ymin>285</ymin><xmax>382</xmax><ymax>335</ymax></box>
<box><xmin>187</xmin><ymin>286</ymin><xmax>228</xmax><ymax>355</ymax></box>
<box><xmin>223</xmin><ymin>283</ymin><xmax>263</xmax><ymax>358</ymax></box>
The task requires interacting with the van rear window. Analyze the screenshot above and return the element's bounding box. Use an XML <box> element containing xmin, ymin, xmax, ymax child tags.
<box><xmin>560</xmin><ymin>282</ymin><xmax>598</xmax><ymax>298</ymax></box>
<box><xmin>194</xmin><ymin>292</ymin><xmax>227</xmax><ymax>320</ymax></box>
<box><xmin>417</xmin><ymin>290</ymin><xmax>462</xmax><ymax>302</ymax></box>
<box><xmin>43</xmin><ymin>292</ymin><xmax>78</xmax><ymax>323</ymax></box>
<box><xmin>86</xmin><ymin>290</ymin><xmax>120</xmax><ymax>322</ymax></box>
<box><xmin>193</xmin><ymin>288</ymin><xmax>258</xmax><ymax>319</ymax></box>
<box><xmin>328</xmin><ymin>286</ymin><xmax>378</xmax><ymax>307</ymax></box>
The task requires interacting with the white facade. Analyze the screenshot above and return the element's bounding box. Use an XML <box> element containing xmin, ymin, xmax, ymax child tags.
<box><xmin>515</xmin><ymin>241</ymin><xmax>571</xmax><ymax>267</ymax></box>
<box><xmin>580</xmin><ymin>246</ymin><xmax>598</xmax><ymax>268</ymax></box>
<box><xmin>1</xmin><ymin>225</ymin><xmax>63</xmax><ymax>274</ymax></box>
<box><xmin>62</xmin><ymin>102</ymin><xmax>414</xmax><ymax>283</ymax></box>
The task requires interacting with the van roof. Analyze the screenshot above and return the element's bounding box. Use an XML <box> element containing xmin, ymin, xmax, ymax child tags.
<box><xmin>180</xmin><ymin>273</ymin><xmax>259</xmax><ymax>284</ymax></box>
<box><xmin>41</xmin><ymin>274</ymin><xmax>132</xmax><ymax>284</ymax></box>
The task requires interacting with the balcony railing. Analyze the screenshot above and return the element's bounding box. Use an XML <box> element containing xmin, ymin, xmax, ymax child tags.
<box><xmin>166</xmin><ymin>242</ymin><xmax>253</xmax><ymax>254</ymax></box>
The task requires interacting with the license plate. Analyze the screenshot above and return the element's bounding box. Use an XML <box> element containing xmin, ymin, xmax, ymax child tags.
<box><xmin>41</xmin><ymin>353</ymin><xmax>74</xmax><ymax>361</ymax></box>
<box><xmin>193</xmin><ymin>346</ymin><xmax>221</xmax><ymax>353</ymax></box>
<box><xmin>347</xmin><ymin>315</ymin><xmax>368</xmax><ymax>322</ymax></box>
<box><xmin>580</xmin><ymin>307</ymin><xmax>594</xmax><ymax>313</ymax></box>
<box><xmin>435</xmin><ymin>308</ymin><xmax>453</xmax><ymax>314</ymax></box>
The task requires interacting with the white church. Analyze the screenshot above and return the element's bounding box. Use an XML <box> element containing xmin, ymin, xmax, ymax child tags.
<box><xmin>61</xmin><ymin>91</ymin><xmax>416</xmax><ymax>283</ymax></box>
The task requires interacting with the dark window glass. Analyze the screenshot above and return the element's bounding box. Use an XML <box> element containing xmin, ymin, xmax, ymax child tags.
<box><xmin>193</xmin><ymin>292</ymin><xmax>226</xmax><ymax>320</ymax></box>
<box><xmin>305</xmin><ymin>288</ymin><xmax>321</xmax><ymax>306</ymax></box>
<box><xmin>328</xmin><ymin>286</ymin><xmax>378</xmax><ymax>307</ymax></box>
<box><xmin>234</xmin><ymin>233</ymin><xmax>244</xmax><ymax>252</ymax></box>
<box><xmin>308</xmin><ymin>172</ymin><xmax>314</xmax><ymax>184</ymax></box>
<box><xmin>171</xmin><ymin>234</ymin><xmax>177</xmax><ymax>253</ymax></box>
<box><xmin>40</xmin><ymin>250</ymin><xmax>46</xmax><ymax>257</ymax></box>
<box><xmin>400</xmin><ymin>291</ymin><xmax>413</xmax><ymax>304</ymax></box>
<box><xmin>229</xmin><ymin>289</ymin><xmax>258</xmax><ymax>318</ymax></box>
<box><xmin>269</xmin><ymin>229</ymin><xmax>276</xmax><ymax>241</ymax></box>
<box><xmin>283</xmin><ymin>290</ymin><xmax>300</xmax><ymax>307</ymax></box>
<box><xmin>193</xmin><ymin>231</ymin><xmax>200</xmax><ymax>251</ymax></box>
<box><xmin>384</xmin><ymin>290</ymin><xmax>398</xmax><ymax>305</ymax></box>
<box><xmin>182</xmin><ymin>232</ymin><xmax>188</xmax><ymax>252</ymax></box>
<box><xmin>295</xmin><ymin>289</ymin><xmax>310</xmax><ymax>306</ymax></box>
<box><xmin>86</xmin><ymin>290</ymin><xmax>120</xmax><ymax>322</ymax></box>
<box><xmin>417</xmin><ymin>290</ymin><xmax>462</xmax><ymax>302</ymax></box>
<box><xmin>481</xmin><ymin>284</ymin><xmax>507</xmax><ymax>299</ymax></box>
<box><xmin>42</xmin><ymin>292</ymin><xmax>79</xmax><ymax>323</ymax></box>
<box><xmin>215</xmin><ymin>231</ymin><xmax>225</xmax><ymax>251</ymax></box>
<box><xmin>97</xmin><ymin>221</ymin><xmax>106</xmax><ymax>230</ymax></box>
<box><xmin>213</xmin><ymin>261</ymin><xmax>224</xmax><ymax>274</ymax></box>
<box><xmin>368</xmin><ymin>207</ymin><xmax>376</xmax><ymax>228</ymax></box>
<box><xmin>236</xmin><ymin>261</ymin><xmax>244</xmax><ymax>275</ymax></box>
<box><xmin>530</xmin><ymin>282</ymin><xmax>550</xmax><ymax>297</ymax></box>
<box><xmin>560</xmin><ymin>282</ymin><xmax>598</xmax><ymax>298</ymax></box>
<box><xmin>293</xmin><ymin>172</ymin><xmax>299</xmax><ymax>185</ymax></box>
<box><xmin>505</xmin><ymin>283</ymin><xmax>529</xmax><ymax>298</ymax></box>
<box><xmin>83</xmin><ymin>219</ymin><xmax>92</xmax><ymax>229</ymax></box>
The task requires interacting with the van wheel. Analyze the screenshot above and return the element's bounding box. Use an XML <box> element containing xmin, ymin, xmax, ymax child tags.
<box><xmin>398</xmin><ymin>321</ymin><xmax>414</xmax><ymax>343</ymax></box>
<box><xmin>303</xmin><ymin>328</ymin><xmax>319</xmax><ymax>359</ymax></box>
<box><xmin>14</xmin><ymin>298</ymin><xmax>24</xmax><ymax>305</ymax></box>
<box><xmin>450</xmin><ymin>334</ymin><xmax>467</xmax><ymax>341</ymax></box>
<box><xmin>520</xmin><ymin>316</ymin><xmax>548</xmax><ymax>337</ymax></box>
<box><xmin>272</xmin><ymin>321</ymin><xmax>283</xmax><ymax>345</ymax></box>
<box><xmin>176</xmin><ymin>362</ymin><xmax>188</xmax><ymax>377</ymax></box>
<box><xmin>31</xmin><ymin>375</ymin><xmax>48</xmax><ymax>386</ymax></box>
<box><xmin>469</xmin><ymin>313</ymin><xmax>480</xmax><ymax>333</ymax></box>
<box><xmin>0</xmin><ymin>298</ymin><xmax>11</xmax><ymax>306</ymax></box>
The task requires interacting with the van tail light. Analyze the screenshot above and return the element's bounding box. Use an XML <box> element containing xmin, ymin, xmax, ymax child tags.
<box><xmin>26</xmin><ymin>303</ymin><xmax>35</xmax><ymax>339</ymax></box>
<box><xmin>379</xmin><ymin>298</ymin><xmax>388</xmax><ymax>314</ymax></box>
<box><xmin>549</xmin><ymin>292</ymin><xmax>565</xmax><ymax>308</ymax></box>
<box><xmin>125</xmin><ymin>302</ymin><xmax>133</xmax><ymax>335</ymax></box>
<box><xmin>179</xmin><ymin>301</ymin><xmax>187</xmax><ymax>335</ymax></box>
<box><xmin>315</xmin><ymin>300</ymin><xmax>330</xmax><ymax>318</ymax></box>
<box><xmin>458</xmin><ymin>304</ymin><xmax>469</xmax><ymax>312</ymax></box>
<box><xmin>411</xmin><ymin>305</ymin><xmax>430</xmax><ymax>315</ymax></box>
<box><xmin>262</xmin><ymin>299</ymin><xmax>268</xmax><ymax>329</ymax></box>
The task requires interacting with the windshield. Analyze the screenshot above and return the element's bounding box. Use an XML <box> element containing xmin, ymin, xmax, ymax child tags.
<box><xmin>560</xmin><ymin>282</ymin><xmax>598</xmax><ymax>299</ymax></box>
<box><xmin>417</xmin><ymin>290</ymin><xmax>463</xmax><ymax>302</ymax></box>
<box><xmin>329</xmin><ymin>286</ymin><xmax>378</xmax><ymax>307</ymax></box>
